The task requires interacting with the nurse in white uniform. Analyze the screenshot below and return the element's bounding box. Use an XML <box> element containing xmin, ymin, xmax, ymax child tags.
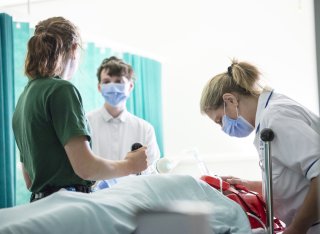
<box><xmin>200</xmin><ymin>58</ymin><xmax>320</xmax><ymax>234</ymax></box>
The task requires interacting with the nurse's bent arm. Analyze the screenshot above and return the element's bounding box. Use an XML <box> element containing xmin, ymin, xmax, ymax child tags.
<box><xmin>284</xmin><ymin>176</ymin><xmax>320</xmax><ymax>234</ymax></box>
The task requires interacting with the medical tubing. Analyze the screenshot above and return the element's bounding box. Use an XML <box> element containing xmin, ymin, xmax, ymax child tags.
<box><xmin>189</xmin><ymin>148</ymin><xmax>210</xmax><ymax>175</ymax></box>
<box><xmin>198</xmin><ymin>160</ymin><xmax>210</xmax><ymax>176</ymax></box>
<box><xmin>214</xmin><ymin>176</ymin><xmax>223</xmax><ymax>193</ymax></box>
<box><xmin>260</xmin><ymin>128</ymin><xmax>274</xmax><ymax>234</ymax></box>
<box><xmin>214</xmin><ymin>177</ymin><xmax>268</xmax><ymax>231</ymax></box>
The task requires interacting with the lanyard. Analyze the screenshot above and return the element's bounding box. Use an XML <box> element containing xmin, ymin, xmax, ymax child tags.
<box><xmin>255</xmin><ymin>90</ymin><xmax>274</xmax><ymax>134</ymax></box>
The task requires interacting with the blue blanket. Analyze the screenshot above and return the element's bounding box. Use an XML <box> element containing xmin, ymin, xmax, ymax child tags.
<box><xmin>0</xmin><ymin>175</ymin><xmax>252</xmax><ymax>234</ymax></box>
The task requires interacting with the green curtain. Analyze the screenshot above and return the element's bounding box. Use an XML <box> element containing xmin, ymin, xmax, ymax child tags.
<box><xmin>0</xmin><ymin>13</ymin><xmax>16</xmax><ymax>208</ymax></box>
<box><xmin>123</xmin><ymin>53</ymin><xmax>164</xmax><ymax>156</ymax></box>
<box><xmin>72</xmin><ymin>43</ymin><xmax>113</xmax><ymax>112</ymax></box>
<box><xmin>12</xmin><ymin>22</ymin><xmax>32</xmax><ymax>205</ymax></box>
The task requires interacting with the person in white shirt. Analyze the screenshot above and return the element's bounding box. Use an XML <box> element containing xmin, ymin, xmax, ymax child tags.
<box><xmin>199</xmin><ymin>58</ymin><xmax>320</xmax><ymax>234</ymax></box>
<box><xmin>87</xmin><ymin>56</ymin><xmax>160</xmax><ymax>186</ymax></box>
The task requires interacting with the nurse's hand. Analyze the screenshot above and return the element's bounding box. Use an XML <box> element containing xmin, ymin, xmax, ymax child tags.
<box><xmin>221</xmin><ymin>176</ymin><xmax>250</xmax><ymax>187</ymax></box>
<box><xmin>282</xmin><ymin>225</ymin><xmax>307</xmax><ymax>234</ymax></box>
<box><xmin>221</xmin><ymin>176</ymin><xmax>262</xmax><ymax>194</ymax></box>
<box><xmin>124</xmin><ymin>146</ymin><xmax>148</xmax><ymax>174</ymax></box>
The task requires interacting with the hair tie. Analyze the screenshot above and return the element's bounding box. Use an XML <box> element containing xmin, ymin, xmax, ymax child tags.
<box><xmin>227</xmin><ymin>66</ymin><xmax>233</xmax><ymax>78</ymax></box>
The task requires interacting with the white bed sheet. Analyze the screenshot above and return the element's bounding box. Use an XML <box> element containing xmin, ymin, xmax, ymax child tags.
<box><xmin>0</xmin><ymin>175</ymin><xmax>252</xmax><ymax>234</ymax></box>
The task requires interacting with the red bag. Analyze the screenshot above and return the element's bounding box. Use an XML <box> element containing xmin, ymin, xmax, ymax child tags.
<box><xmin>200</xmin><ymin>175</ymin><xmax>285</xmax><ymax>232</ymax></box>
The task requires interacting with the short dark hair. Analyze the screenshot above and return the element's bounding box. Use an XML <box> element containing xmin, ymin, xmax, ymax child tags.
<box><xmin>96</xmin><ymin>56</ymin><xmax>134</xmax><ymax>82</ymax></box>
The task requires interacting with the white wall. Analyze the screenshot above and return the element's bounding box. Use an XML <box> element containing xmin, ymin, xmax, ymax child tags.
<box><xmin>1</xmin><ymin>0</ymin><xmax>318</xmax><ymax>180</ymax></box>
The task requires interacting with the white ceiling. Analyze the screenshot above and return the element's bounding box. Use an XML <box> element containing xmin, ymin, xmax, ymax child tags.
<box><xmin>0</xmin><ymin>0</ymin><xmax>308</xmax><ymax>60</ymax></box>
<box><xmin>0</xmin><ymin>0</ymin><xmax>57</xmax><ymax>8</ymax></box>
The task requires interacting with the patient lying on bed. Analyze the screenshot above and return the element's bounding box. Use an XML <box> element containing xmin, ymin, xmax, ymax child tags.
<box><xmin>0</xmin><ymin>175</ymin><xmax>252</xmax><ymax>234</ymax></box>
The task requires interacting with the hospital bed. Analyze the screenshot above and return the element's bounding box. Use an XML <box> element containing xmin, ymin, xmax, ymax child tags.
<box><xmin>0</xmin><ymin>174</ymin><xmax>253</xmax><ymax>234</ymax></box>
<box><xmin>0</xmin><ymin>129</ymin><xmax>278</xmax><ymax>234</ymax></box>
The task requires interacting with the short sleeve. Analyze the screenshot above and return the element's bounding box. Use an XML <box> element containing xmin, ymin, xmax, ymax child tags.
<box><xmin>49</xmin><ymin>83</ymin><xmax>91</xmax><ymax>146</ymax></box>
<box><xmin>261</xmin><ymin>106</ymin><xmax>320</xmax><ymax>180</ymax></box>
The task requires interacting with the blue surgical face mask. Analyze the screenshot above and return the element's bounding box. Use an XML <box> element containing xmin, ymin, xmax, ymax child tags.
<box><xmin>101</xmin><ymin>83</ymin><xmax>129</xmax><ymax>107</ymax></box>
<box><xmin>222</xmin><ymin>103</ymin><xmax>254</xmax><ymax>138</ymax></box>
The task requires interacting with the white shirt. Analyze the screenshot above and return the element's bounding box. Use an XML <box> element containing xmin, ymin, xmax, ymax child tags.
<box><xmin>86</xmin><ymin>107</ymin><xmax>161</xmax><ymax>175</ymax></box>
<box><xmin>253</xmin><ymin>90</ymin><xmax>320</xmax><ymax>233</ymax></box>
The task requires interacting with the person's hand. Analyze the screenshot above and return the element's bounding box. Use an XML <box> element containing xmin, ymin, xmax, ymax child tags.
<box><xmin>221</xmin><ymin>176</ymin><xmax>250</xmax><ymax>188</ymax></box>
<box><xmin>221</xmin><ymin>176</ymin><xmax>263</xmax><ymax>194</ymax></box>
<box><xmin>282</xmin><ymin>225</ymin><xmax>307</xmax><ymax>234</ymax></box>
<box><xmin>124</xmin><ymin>146</ymin><xmax>148</xmax><ymax>174</ymax></box>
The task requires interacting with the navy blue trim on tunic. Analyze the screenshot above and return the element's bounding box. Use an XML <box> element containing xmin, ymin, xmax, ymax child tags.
<box><xmin>256</xmin><ymin>90</ymin><xmax>274</xmax><ymax>134</ymax></box>
<box><xmin>305</xmin><ymin>158</ymin><xmax>319</xmax><ymax>177</ymax></box>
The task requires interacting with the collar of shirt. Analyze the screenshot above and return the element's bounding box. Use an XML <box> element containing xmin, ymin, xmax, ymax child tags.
<box><xmin>99</xmin><ymin>107</ymin><xmax>129</xmax><ymax>123</ymax></box>
<box><xmin>255</xmin><ymin>89</ymin><xmax>273</xmax><ymax>134</ymax></box>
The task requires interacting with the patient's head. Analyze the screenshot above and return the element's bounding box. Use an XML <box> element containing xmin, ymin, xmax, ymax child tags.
<box><xmin>25</xmin><ymin>16</ymin><xmax>81</xmax><ymax>79</ymax></box>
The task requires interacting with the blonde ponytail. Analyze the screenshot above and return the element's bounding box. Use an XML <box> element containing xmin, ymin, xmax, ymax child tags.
<box><xmin>230</xmin><ymin>58</ymin><xmax>261</xmax><ymax>96</ymax></box>
<box><xmin>200</xmin><ymin>58</ymin><xmax>262</xmax><ymax>114</ymax></box>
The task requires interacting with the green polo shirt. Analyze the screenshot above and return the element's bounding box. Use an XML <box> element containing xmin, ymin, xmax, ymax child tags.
<box><xmin>12</xmin><ymin>77</ymin><xmax>93</xmax><ymax>192</ymax></box>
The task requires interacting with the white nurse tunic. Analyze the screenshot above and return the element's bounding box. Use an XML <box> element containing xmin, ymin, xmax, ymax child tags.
<box><xmin>254</xmin><ymin>90</ymin><xmax>320</xmax><ymax>233</ymax></box>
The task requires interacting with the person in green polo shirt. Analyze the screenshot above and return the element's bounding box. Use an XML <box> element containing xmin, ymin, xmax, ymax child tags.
<box><xmin>12</xmin><ymin>16</ymin><xmax>148</xmax><ymax>202</ymax></box>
